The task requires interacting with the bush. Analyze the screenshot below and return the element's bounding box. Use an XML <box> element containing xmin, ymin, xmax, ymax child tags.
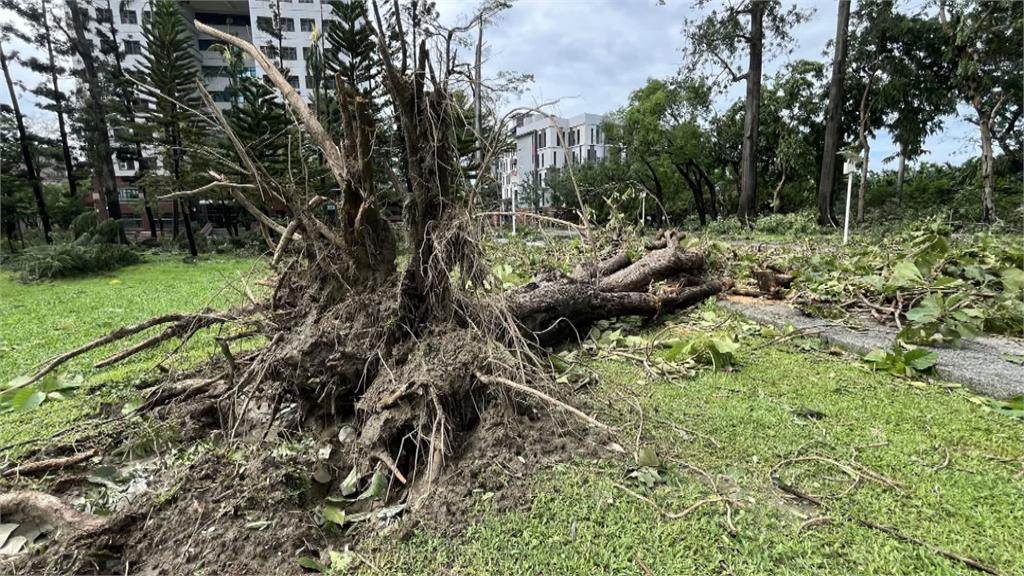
<box><xmin>12</xmin><ymin>242</ymin><xmax>142</xmax><ymax>282</ymax></box>
<box><xmin>753</xmin><ymin>211</ymin><xmax>823</xmax><ymax>235</ymax></box>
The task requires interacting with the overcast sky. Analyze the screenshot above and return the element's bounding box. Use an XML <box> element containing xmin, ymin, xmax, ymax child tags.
<box><xmin>2</xmin><ymin>0</ymin><xmax>978</xmax><ymax>167</ymax></box>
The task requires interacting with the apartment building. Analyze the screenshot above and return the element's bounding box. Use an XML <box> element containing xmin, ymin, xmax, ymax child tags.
<box><xmin>496</xmin><ymin>112</ymin><xmax>610</xmax><ymax>210</ymax></box>
<box><xmin>86</xmin><ymin>0</ymin><xmax>333</xmax><ymax>233</ymax></box>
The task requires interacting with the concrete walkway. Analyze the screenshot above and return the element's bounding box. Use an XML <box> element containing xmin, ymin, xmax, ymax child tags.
<box><xmin>720</xmin><ymin>297</ymin><xmax>1024</xmax><ymax>400</ymax></box>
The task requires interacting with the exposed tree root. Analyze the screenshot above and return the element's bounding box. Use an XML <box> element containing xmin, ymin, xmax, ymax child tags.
<box><xmin>0</xmin><ymin>491</ymin><xmax>104</xmax><ymax>533</ymax></box>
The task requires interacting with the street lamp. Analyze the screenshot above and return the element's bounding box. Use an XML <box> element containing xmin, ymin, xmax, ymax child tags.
<box><xmin>840</xmin><ymin>149</ymin><xmax>860</xmax><ymax>245</ymax></box>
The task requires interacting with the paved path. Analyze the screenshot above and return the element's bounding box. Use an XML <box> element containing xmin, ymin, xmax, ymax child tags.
<box><xmin>721</xmin><ymin>297</ymin><xmax>1024</xmax><ymax>400</ymax></box>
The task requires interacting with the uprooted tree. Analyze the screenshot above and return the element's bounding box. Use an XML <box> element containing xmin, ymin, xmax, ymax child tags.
<box><xmin>4</xmin><ymin>1</ymin><xmax>727</xmax><ymax>562</ymax></box>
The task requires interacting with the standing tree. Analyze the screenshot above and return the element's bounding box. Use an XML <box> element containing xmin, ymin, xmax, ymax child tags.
<box><xmin>64</xmin><ymin>0</ymin><xmax>124</xmax><ymax>230</ymax></box>
<box><xmin>0</xmin><ymin>106</ymin><xmax>40</xmax><ymax>248</ymax></box>
<box><xmin>881</xmin><ymin>10</ymin><xmax>956</xmax><ymax>206</ymax></box>
<box><xmin>134</xmin><ymin>0</ymin><xmax>200</xmax><ymax>256</ymax></box>
<box><xmin>0</xmin><ymin>33</ymin><xmax>52</xmax><ymax>243</ymax></box>
<box><xmin>683</xmin><ymin>0</ymin><xmax>812</xmax><ymax>224</ymax></box>
<box><xmin>3</xmin><ymin>0</ymin><xmax>79</xmax><ymax>203</ymax></box>
<box><xmin>937</xmin><ymin>0</ymin><xmax>1023</xmax><ymax>222</ymax></box>
<box><xmin>847</xmin><ymin>0</ymin><xmax>896</xmax><ymax>223</ymax></box>
<box><xmin>816</xmin><ymin>0</ymin><xmax>851</xmax><ymax>226</ymax></box>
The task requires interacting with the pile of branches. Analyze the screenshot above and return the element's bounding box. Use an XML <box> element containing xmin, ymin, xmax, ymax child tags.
<box><xmin>2</xmin><ymin>2</ymin><xmax>728</xmax><ymax>565</ymax></box>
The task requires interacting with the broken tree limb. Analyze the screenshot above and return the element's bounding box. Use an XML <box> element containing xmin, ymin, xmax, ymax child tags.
<box><xmin>1</xmin><ymin>449</ymin><xmax>97</xmax><ymax>477</ymax></box>
<box><xmin>599</xmin><ymin>245</ymin><xmax>706</xmax><ymax>293</ymax></box>
<box><xmin>571</xmin><ymin>252</ymin><xmax>632</xmax><ymax>281</ymax></box>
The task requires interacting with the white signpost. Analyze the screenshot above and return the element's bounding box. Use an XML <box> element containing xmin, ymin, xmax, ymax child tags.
<box><xmin>842</xmin><ymin>158</ymin><xmax>857</xmax><ymax>245</ymax></box>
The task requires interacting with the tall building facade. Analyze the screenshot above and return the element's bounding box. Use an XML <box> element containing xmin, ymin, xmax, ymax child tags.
<box><xmin>84</xmin><ymin>0</ymin><xmax>334</xmax><ymax>233</ymax></box>
<box><xmin>496</xmin><ymin>112</ymin><xmax>610</xmax><ymax>210</ymax></box>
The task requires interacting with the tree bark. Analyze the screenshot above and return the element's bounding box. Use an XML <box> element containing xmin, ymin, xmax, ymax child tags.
<box><xmin>816</xmin><ymin>0</ymin><xmax>851</xmax><ymax>227</ymax></box>
<box><xmin>1</xmin><ymin>43</ymin><xmax>52</xmax><ymax>243</ymax></box>
<box><xmin>977</xmin><ymin>106</ymin><xmax>998</xmax><ymax>223</ymax></box>
<box><xmin>737</xmin><ymin>1</ymin><xmax>764</xmax><ymax>225</ymax></box>
<box><xmin>642</xmin><ymin>158</ymin><xmax>665</xmax><ymax>225</ymax></box>
<box><xmin>508</xmin><ymin>237</ymin><xmax>725</xmax><ymax>345</ymax></box>
<box><xmin>771</xmin><ymin>172</ymin><xmax>786</xmax><ymax>213</ymax></box>
<box><xmin>41</xmin><ymin>0</ymin><xmax>78</xmax><ymax>201</ymax></box>
<box><xmin>674</xmin><ymin>162</ymin><xmax>706</xmax><ymax>226</ymax></box>
<box><xmin>172</xmin><ymin>126</ymin><xmax>199</xmax><ymax>257</ymax></box>
<box><xmin>855</xmin><ymin>68</ymin><xmax>877</xmax><ymax>225</ymax></box>
<box><xmin>895</xmin><ymin>144</ymin><xmax>906</xmax><ymax>208</ymax></box>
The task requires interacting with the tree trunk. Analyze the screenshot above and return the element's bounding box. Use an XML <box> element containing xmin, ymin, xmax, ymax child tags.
<box><xmin>67</xmin><ymin>0</ymin><xmax>122</xmax><ymax>227</ymax></box>
<box><xmin>737</xmin><ymin>1</ymin><xmax>764</xmax><ymax>225</ymax></box>
<box><xmin>674</xmin><ymin>162</ymin><xmax>706</xmax><ymax>226</ymax></box>
<box><xmin>857</xmin><ymin>140</ymin><xmax>869</xmax><ymax>223</ymax></box>
<box><xmin>895</xmin><ymin>144</ymin><xmax>906</xmax><ymax>208</ymax></box>
<box><xmin>172</xmin><ymin>201</ymin><xmax>180</xmax><ymax>238</ymax></box>
<box><xmin>1</xmin><ymin>44</ymin><xmax>52</xmax><ymax>243</ymax></box>
<box><xmin>172</xmin><ymin>129</ymin><xmax>199</xmax><ymax>257</ymax></box>
<box><xmin>771</xmin><ymin>172</ymin><xmax>786</xmax><ymax>213</ymax></box>
<box><xmin>855</xmin><ymin>71</ymin><xmax>875</xmax><ymax>225</ymax></box>
<box><xmin>642</xmin><ymin>158</ymin><xmax>665</xmax><ymax>225</ymax></box>
<box><xmin>816</xmin><ymin>0</ymin><xmax>851</xmax><ymax>227</ymax></box>
<box><xmin>978</xmin><ymin>108</ymin><xmax>997</xmax><ymax>223</ymax></box>
<box><xmin>41</xmin><ymin>0</ymin><xmax>78</xmax><ymax>201</ymax></box>
<box><xmin>698</xmin><ymin>164</ymin><xmax>718</xmax><ymax>220</ymax></box>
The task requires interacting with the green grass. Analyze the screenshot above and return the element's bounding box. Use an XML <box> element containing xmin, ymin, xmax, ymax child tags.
<box><xmin>0</xmin><ymin>254</ymin><xmax>264</xmax><ymax>452</ymax></box>
<box><xmin>1</xmin><ymin>255</ymin><xmax>1021</xmax><ymax>575</ymax></box>
<box><xmin>365</xmin><ymin>338</ymin><xmax>1023</xmax><ymax>575</ymax></box>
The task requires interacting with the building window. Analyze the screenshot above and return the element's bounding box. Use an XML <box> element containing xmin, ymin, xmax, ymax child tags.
<box><xmin>299</xmin><ymin>0</ymin><xmax>314</xmax><ymax>3</ymax></box>
<box><xmin>300</xmin><ymin>18</ymin><xmax>316</xmax><ymax>32</ymax></box>
<box><xmin>124</xmin><ymin>40</ymin><xmax>142</xmax><ymax>55</ymax></box>
<box><xmin>552</xmin><ymin>151</ymin><xmax>557</xmax><ymax>167</ymax></box>
<box><xmin>202</xmin><ymin>65</ymin><xmax>225</xmax><ymax>77</ymax></box>
<box><xmin>198</xmin><ymin>39</ymin><xmax>218</xmax><ymax>51</ymax></box>
<box><xmin>280</xmin><ymin>18</ymin><xmax>295</xmax><ymax>32</ymax></box>
<box><xmin>120</xmin><ymin>9</ymin><xmax>137</xmax><ymax>24</ymax></box>
<box><xmin>118</xmin><ymin>187</ymin><xmax>141</xmax><ymax>200</ymax></box>
<box><xmin>142</xmin><ymin>10</ymin><xmax>152</xmax><ymax>22</ymax></box>
<box><xmin>117</xmin><ymin>158</ymin><xmax>136</xmax><ymax>171</ymax></box>
<box><xmin>302</xmin><ymin>46</ymin><xmax>313</xmax><ymax>60</ymax></box>
<box><xmin>212</xmin><ymin>91</ymin><xmax>232</xmax><ymax>103</ymax></box>
<box><xmin>256</xmin><ymin>16</ymin><xmax>273</xmax><ymax>31</ymax></box>
<box><xmin>305</xmin><ymin>75</ymin><xmax>315</xmax><ymax>87</ymax></box>
<box><xmin>280</xmin><ymin>46</ymin><xmax>297</xmax><ymax>60</ymax></box>
<box><xmin>95</xmin><ymin>8</ymin><xmax>112</xmax><ymax>22</ymax></box>
<box><xmin>287</xmin><ymin>75</ymin><xmax>300</xmax><ymax>88</ymax></box>
<box><xmin>260</xmin><ymin>45</ymin><xmax>274</xmax><ymax>58</ymax></box>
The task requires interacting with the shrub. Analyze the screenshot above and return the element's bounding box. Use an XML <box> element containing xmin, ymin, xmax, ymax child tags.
<box><xmin>13</xmin><ymin>242</ymin><xmax>142</xmax><ymax>282</ymax></box>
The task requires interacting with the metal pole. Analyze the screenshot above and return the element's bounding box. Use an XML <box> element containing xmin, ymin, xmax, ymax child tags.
<box><xmin>511</xmin><ymin>187</ymin><xmax>517</xmax><ymax>236</ymax></box>
<box><xmin>641</xmin><ymin>192</ymin><xmax>646</xmax><ymax>226</ymax></box>
<box><xmin>843</xmin><ymin>168</ymin><xmax>854</xmax><ymax>245</ymax></box>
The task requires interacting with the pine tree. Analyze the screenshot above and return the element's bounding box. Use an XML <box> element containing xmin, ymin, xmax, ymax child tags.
<box><xmin>135</xmin><ymin>0</ymin><xmax>200</xmax><ymax>256</ymax></box>
<box><xmin>325</xmin><ymin>0</ymin><xmax>379</xmax><ymax>96</ymax></box>
<box><xmin>0</xmin><ymin>33</ymin><xmax>52</xmax><ymax>243</ymax></box>
<box><xmin>2</xmin><ymin>0</ymin><xmax>79</xmax><ymax>203</ymax></box>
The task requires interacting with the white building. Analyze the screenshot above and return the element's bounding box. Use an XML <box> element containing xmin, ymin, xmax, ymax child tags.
<box><xmin>495</xmin><ymin>112</ymin><xmax>610</xmax><ymax>210</ymax></box>
<box><xmin>89</xmin><ymin>0</ymin><xmax>332</xmax><ymax>179</ymax></box>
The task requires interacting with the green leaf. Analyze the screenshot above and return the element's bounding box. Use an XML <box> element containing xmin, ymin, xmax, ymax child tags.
<box><xmin>864</xmin><ymin>350</ymin><xmax>888</xmax><ymax>364</ymax></box>
<box><xmin>328</xmin><ymin>549</ymin><xmax>355</xmax><ymax>571</ymax></box>
<box><xmin>904</xmin><ymin>348</ymin><xmax>939</xmax><ymax>371</ymax></box>
<box><xmin>339</xmin><ymin>466</ymin><xmax>360</xmax><ymax>497</ymax></box>
<box><xmin>636</xmin><ymin>446</ymin><xmax>660</xmax><ymax>468</ymax></box>
<box><xmin>11</xmin><ymin>389</ymin><xmax>45</xmax><ymax>412</ymax></box>
<box><xmin>322</xmin><ymin>505</ymin><xmax>346</xmax><ymax>526</ymax></box>
<box><xmin>710</xmin><ymin>337</ymin><xmax>740</xmax><ymax>354</ymax></box>
<box><xmin>890</xmin><ymin>260</ymin><xmax>924</xmax><ymax>287</ymax></box>
<box><xmin>905</xmin><ymin>293</ymin><xmax>942</xmax><ymax>324</ymax></box>
<box><xmin>296</xmin><ymin>556</ymin><xmax>326</xmax><ymax>572</ymax></box>
<box><xmin>1000</xmin><ymin>268</ymin><xmax>1024</xmax><ymax>292</ymax></box>
<box><xmin>357</xmin><ymin>469</ymin><xmax>387</xmax><ymax>501</ymax></box>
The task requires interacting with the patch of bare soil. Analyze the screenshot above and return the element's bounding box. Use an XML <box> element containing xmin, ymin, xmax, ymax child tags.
<box><xmin>1</xmin><ymin>387</ymin><xmax>616</xmax><ymax>575</ymax></box>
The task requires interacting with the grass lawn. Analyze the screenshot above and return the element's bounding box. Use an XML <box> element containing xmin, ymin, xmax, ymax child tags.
<box><xmin>1</xmin><ymin>256</ymin><xmax>1021</xmax><ymax>575</ymax></box>
<box><xmin>367</xmin><ymin>343</ymin><xmax>1023</xmax><ymax>575</ymax></box>
<box><xmin>0</xmin><ymin>254</ymin><xmax>264</xmax><ymax>453</ymax></box>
